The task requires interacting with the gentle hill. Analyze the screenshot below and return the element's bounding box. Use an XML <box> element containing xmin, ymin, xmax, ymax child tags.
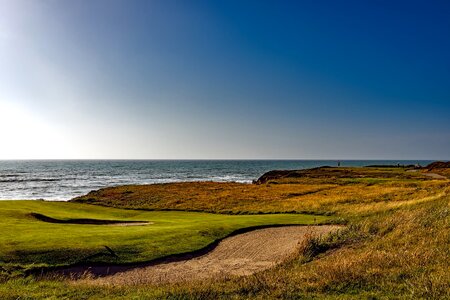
<box><xmin>423</xmin><ymin>161</ymin><xmax>450</xmax><ymax>178</ymax></box>
<box><xmin>426</xmin><ymin>161</ymin><xmax>450</xmax><ymax>169</ymax></box>
<box><xmin>0</xmin><ymin>201</ymin><xmax>322</xmax><ymax>271</ymax></box>
<box><xmin>1</xmin><ymin>166</ymin><xmax>449</xmax><ymax>299</ymax></box>
<box><xmin>72</xmin><ymin>167</ymin><xmax>446</xmax><ymax>216</ymax></box>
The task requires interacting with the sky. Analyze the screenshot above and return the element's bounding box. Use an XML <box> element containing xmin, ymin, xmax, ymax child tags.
<box><xmin>0</xmin><ymin>0</ymin><xmax>449</xmax><ymax>159</ymax></box>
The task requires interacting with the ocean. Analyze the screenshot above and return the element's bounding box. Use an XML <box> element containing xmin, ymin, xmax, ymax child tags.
<box><xmin>0</xmin><ymin>160</ymin><xmax>432</xmax><ymax>200</ymax></box>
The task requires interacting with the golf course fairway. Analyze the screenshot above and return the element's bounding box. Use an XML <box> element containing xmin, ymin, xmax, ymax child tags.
<box><xmin>0</xmin><ymin>200</ymin><xmax>329</xmax><ymax>270</ymax></box>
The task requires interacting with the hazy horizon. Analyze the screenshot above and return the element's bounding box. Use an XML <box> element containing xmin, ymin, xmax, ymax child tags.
<box><xmin>0</xmin><ymin>158</ymin><xmax>445</xmax><ymax>161</ymax></box>
<box><xmin>0</xmin><ymin>159</ymin><xmax>436</xmax><ymax>200</ymax></box>
<box><xmin>1</xmin><ymin>1</ymin><xmax>449</xmax><ymax>160</ymax></box>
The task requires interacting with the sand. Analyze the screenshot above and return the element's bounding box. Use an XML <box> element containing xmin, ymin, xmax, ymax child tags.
<box><xmin>88</xmin><ymin>225</ymin><xmax>340</xmax><ymax>286</ymax></box>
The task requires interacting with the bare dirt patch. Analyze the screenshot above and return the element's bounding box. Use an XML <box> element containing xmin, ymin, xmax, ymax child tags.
<box><xmin>86</xmin><ymin>225</ymin><xmax>340</xmax><ymax>286</ymax></box>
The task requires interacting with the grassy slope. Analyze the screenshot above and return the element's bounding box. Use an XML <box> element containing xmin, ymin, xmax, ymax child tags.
<box><xmin>0</xmin><ymin>167</ymin><xmax>449</xmax><ymax>299</ymax></box>
<box><xmin>426</xmin><ymin>168</ymin><xmax>450</xmax><ymax>178</ymax></box>
<box><xmin>0</xmin><ymin>201</ymin><xmax>326</xmax><ymax>270</ymax></box>
<box><xmin>73</xmin><ymin>167</ymin><xmax>446</xmax><ymax>217</ymax></box>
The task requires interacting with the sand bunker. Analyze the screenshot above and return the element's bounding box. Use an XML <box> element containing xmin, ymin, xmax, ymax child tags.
<box><xmin>30</xmin><ymin>212</ymin><xmax>151</xmax><ymax>226</ymax></box>
<box><xmin>85</xmin><ymin>225</ymin><xmax>339</xmax><ymax>285</ymax></box>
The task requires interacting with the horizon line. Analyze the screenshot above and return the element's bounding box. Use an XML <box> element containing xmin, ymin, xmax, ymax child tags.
<box><xmin>0</xmin><ymin>158</ymin><xmax>444</xmax><ymax>161</ymax></box>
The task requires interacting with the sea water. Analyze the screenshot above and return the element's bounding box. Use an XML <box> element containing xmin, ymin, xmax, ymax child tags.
<box><xmin>0</xmin><ymin>160</ymin><xmax>431</xmax><ymax>200</ymax></box>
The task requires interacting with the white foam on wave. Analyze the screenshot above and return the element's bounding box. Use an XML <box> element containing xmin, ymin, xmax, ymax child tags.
<box><xmin>2</xmin><ymin>159</ymin><xmax>422</xmax><ymax>201</ymax></box>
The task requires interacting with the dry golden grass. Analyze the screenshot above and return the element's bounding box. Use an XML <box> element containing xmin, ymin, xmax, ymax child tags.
<box><xmin>1</xmin><ymin>167</ymin><xmax>448</xmax><ymax>299</ymax></box>
<box><xmin>425</xmin><ymin>168</ymin><xmax>450</xmax><ymax>178</ymax></box>
<box><xmin>73</xmin><ymin>167</ymin><xmax>447</xmax><ymax>217</ymax></box>
<box><xmin>71</xmin><ymin>167</ymin><xmax>450</xmax><ymax>299</ymax></box>
<box><xmin>74</xmin><ymin>181</ymin><xmax>335</xmax><ymax>213</ymax></box>
<box><xmin>132</xmin><ymin>192</ymin><xmax>449</xmax><ymax>299</ymax></box>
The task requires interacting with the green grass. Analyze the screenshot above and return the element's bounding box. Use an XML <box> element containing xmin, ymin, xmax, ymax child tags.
<box><xmin>0</xmin><ymin>200</ymin><xmax>328</xmax><ymax>270</ymax></box>
<box><xmin>0</xmin><ymin>167</ymin><xmax>448</xmax><ymax>299</ymax></box>
<box><xmin>0</xmin><ymin>190</ymin><xmax>444</xmax><ymax>300</ymax></box>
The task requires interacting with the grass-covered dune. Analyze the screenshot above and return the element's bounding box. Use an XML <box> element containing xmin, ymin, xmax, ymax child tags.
<box><xmin>0</xmin><ymin>201</ymin><xmax>324</xmax><ymax>272</ymax></box>
<box><xmin>0</xmin><ymin>166</ymin><xmax>449</xmax><ymax>299</ymax></box>
<box><xmin>73</xmin><ymin>167</ymin><xmax>447</xmax><ymax>217</ymax></box>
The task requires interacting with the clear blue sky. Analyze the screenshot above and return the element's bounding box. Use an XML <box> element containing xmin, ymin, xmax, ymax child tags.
<box><xmin>0</xmin><ymin>0</ymin><xmax>449</xmax><ymax>159</ymax></box>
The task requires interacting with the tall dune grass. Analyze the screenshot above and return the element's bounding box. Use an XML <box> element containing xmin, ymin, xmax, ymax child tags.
<box><xmin>0</xmin><ymin>167</ymin><xmax>449</xmax><ymax>299</ymax></box>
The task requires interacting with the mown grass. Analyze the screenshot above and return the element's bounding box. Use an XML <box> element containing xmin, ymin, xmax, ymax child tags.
<box><xmin>0</xmin><ymin>201</ymin><xmax>326</xmax><ymax>271</ymax></box>
<box><xmin>0</xmin><ymin>167</ymin><xmax>449</xmax><ymax>299</ymax></box>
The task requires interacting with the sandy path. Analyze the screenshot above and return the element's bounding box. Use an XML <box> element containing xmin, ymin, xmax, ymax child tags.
<box><xmin>422</xmin><ymin>172</ymin><xmax>447</xmax><ymax>179</ymax></box>
<box><xmin>89</xmin><ymin>225</ymin><xmax>339</xmax><ymax>286</ymax></box>
<box><xmin>406</xmin><ymin>170</ymin><xmax>447</xmax><ymax>179</ymax></box>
